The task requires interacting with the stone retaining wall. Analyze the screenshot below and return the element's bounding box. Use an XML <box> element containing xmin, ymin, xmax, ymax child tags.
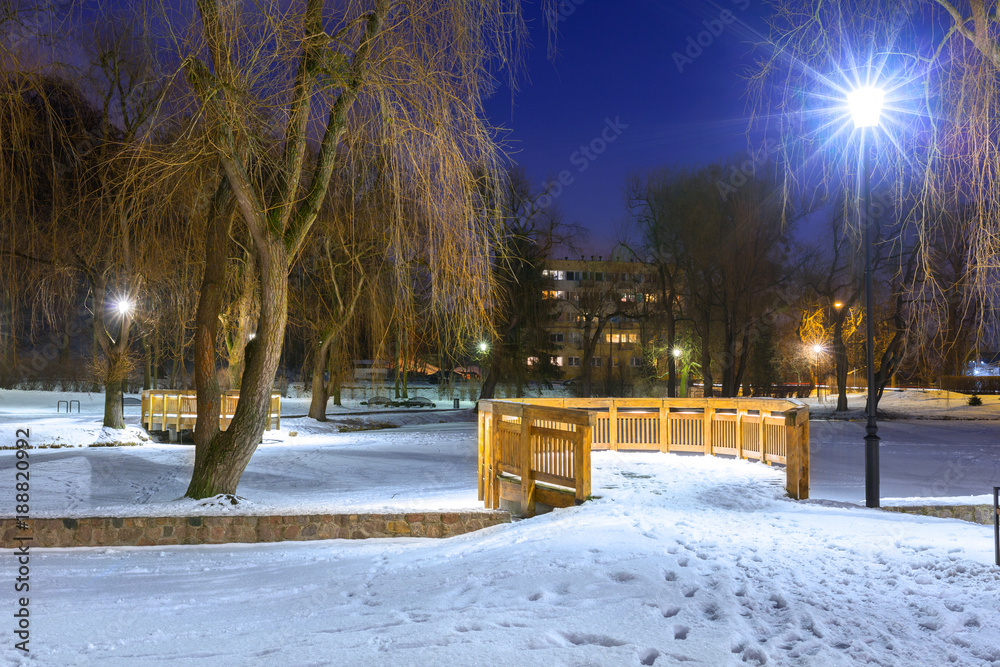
<box><xmin>883</xmin><ymin>505</ymin><xmax>997</xmax><ymax>526</ymax></box>
<box><xmin>0</xmin><ymin>511</ymin><xmax>511</xmax><ymax>549</ymax></box>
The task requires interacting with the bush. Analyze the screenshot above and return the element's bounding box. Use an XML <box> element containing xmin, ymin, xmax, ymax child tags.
<box><xmin>968</xmin><ymin>394</ymin><xmax>983</xmax><ymax>406</ymax></box>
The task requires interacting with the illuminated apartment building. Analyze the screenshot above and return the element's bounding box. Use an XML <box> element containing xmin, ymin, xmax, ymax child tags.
<box><xmin>540</xmin><ymin>257</ymin><xmax>656</xmax><ymax>380</ymax></box>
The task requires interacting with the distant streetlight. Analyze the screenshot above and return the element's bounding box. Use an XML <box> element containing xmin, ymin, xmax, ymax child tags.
<box><xmin>848</xmin><ymin>82</ymin><xmax>884</xmax><ymax>509</ymax></box>
<box><xmin>672</xmin><ymin>347</ymin><xmax>682</xmax><ymax>358</ymax></box>
<box><xmin>833</xmin><ymin>301</ymin><xmax>843</xmax><ymax>310</ymax></box>
<box><xmin>478</xmin><ymin>341</ymin><xmax>489</xmax><ymax>354</ymax></box>
<box><xmin>810</xmin><ymin>344</ymin><xmax>825</xmax><ymax>400</ymax></box>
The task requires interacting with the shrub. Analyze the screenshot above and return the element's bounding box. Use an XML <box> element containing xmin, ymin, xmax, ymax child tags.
<box><xmin>968</xmin><ymin>394</ymin><xmax>983</xmax><ymax>406</ymax></box>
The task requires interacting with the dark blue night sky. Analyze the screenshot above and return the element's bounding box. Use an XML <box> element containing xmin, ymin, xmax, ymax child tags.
<box><xmin>485</xmin><ymin>0</ymin><xmax>773</xmax><ymax>249</ymax></box>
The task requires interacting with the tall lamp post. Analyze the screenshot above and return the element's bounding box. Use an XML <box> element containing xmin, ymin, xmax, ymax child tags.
<box><xmin>811</xmin><ymin>344</ymin><xmax>824</xmax><ymax>401</ymax></box>
<box><xmin>115</xmin><ymin>298</ymin><xmax>135</xmax><ymax>425</ymax></box>
<box><xmin>847</xmin><ymin>85</ymin><xmax>884</xmax><ymax>508</ymax></box>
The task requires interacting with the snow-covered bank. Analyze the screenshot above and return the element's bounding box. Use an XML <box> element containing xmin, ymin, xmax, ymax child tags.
<box><xmin>6</xmin><ymin>452</ymin><xmax>999</xmax><ymax>666</ymax></box>
<box><xmin>805</xmin><ymin>388</ymin><xmax>1000</xmax><ymax>420</ymax></box>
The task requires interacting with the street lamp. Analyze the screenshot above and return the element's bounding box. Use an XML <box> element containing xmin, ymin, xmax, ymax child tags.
<box><xmin>848</xmin><ymin>83</ymin><xmax>884</xmax><ymax>508</ymax></box>
<box><xmin>811</xmin><ymin>344</ymin><xmax>824</xmax><ymax>401</ymax></box>
<box><xmin>115</xmin><ymin>298</ymin><xmax>133</xmax><ymax>316</ymax></box>
<box><xmin>478</xmin><ymin>341</ymin><xmax>489</xmax><ymax>354</ymax></box>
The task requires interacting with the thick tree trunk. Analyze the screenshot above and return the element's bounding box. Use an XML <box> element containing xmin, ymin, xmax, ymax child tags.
<box><xmin>152</xmin><ymin>335</ymin><xmax>160</xmax><ymax>389</ymax></box>
<box><xmin>193</xmin><ymin>180</ymin><xmax>232</xmax><ymax>449</ymax></box>
<box><xmin>104</xmin><ymin>377</ymin><xmax>124</xmax><ymax>429</ymax></box>
<box><xmin>308</xmin><ymin>337</ymin><xmax>334</xmax><ymax>421</ymax></box>
<box><xmin>141</xmin><ymin>336</ymin><xmax>152</xmax><ymax>391</ymax></box>
<box><xmin>186</xmin><ymin>240</ymin><xmax>288</xmax><ymax>499</ymax></box>
<box><xmin>478</xmin><ymin>368</ymin><xmax>500</xmax><ymax>400</ymax></box>
<box><xmin>329</xmin><ymin>375</ymin><xmax>342</xmax><ymax>406</ymax></box>
<box><xmin>833</xmin><ymin>315</ymin><xmax>849</xmax><ymax>411</ymax></box>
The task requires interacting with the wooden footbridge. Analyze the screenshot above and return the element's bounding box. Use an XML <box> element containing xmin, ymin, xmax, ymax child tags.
<box><xmin>478</xmin><ymin>397</ymin><xmax>810</xmax><ymax>517</ymax></box>
<box><xmin>141</xmin><ymin>390</ymin><xmax>281</xmax><ymax>441</ymax></box>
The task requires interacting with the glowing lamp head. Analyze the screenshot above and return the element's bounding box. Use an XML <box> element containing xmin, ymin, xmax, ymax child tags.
<box><xmin>478</xmin><ymin>341</ymin><xmax>489</xmax><ymax>353</ymax></box>
<box><xmin>672</xmin><ymin>348</ymin><xmax>682</xmax><ymax>358</ymax></box>
<box><xmin>846</xmin><ymin>86</ymin><xmax>885</xmax><ymax>129</ymax></box>
<box><xmin>812</xmin><ymin>344</ymin><xmax>823</xmax><ymax>354</ymax></box>
<box><xmin>115</xmin><ymin>299</ymin><xmax>133</xmax><ymax>315</ymax></box>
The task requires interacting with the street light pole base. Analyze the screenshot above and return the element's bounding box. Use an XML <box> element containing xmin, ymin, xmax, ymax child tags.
<box><xmin>865</xmin><ymin>428</ymin><xmax>880</xmax><ymax>508</ymax></box>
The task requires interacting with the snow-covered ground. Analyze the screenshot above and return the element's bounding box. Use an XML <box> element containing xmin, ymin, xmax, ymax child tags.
<box><xmin>1</xmin><ymin>388</ymin><xmax>999</xmax><ymax>665</ymax></box>
<box><xmin>4</xmin><ymin>451</ymin><xmax>999</xmax><ymax>666</ymax></box>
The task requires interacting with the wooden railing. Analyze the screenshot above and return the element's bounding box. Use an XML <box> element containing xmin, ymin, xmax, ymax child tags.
<box><xmin>478</xmin><ymin>397</ymin><xmax>809</xmax><ymax>515</ymax></box>
<box><xmin>141</xmin><ymin>390</ymin><xmax>281</xmax><ymax>439</ymax></box>
<box><xmin>478</xmin><ymin>400</ymin><xmax>592</xmax><ymax>517</ymax></box>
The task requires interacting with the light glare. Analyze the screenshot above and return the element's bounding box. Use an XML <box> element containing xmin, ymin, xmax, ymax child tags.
<box><xmin>115</xmin><ymin>299</ymin><xmax>133</xmax><ymax>315</ymax></box>
<box><xmin>846</xmin><ymin>86</ymin><xmax>885</xmax><ymax>128</ymax></box>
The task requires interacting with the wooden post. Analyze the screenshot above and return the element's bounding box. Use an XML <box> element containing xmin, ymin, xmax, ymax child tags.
<box><xmin>519</xmin><ymin>406</ymin><xmax>536</xmax><ymax>517</ymax></box>
<box><xmin>489</xmin><ymin>407</ymin><xmax>502</xmax><ymax>509</ymax></box>
<box><xmin>608</xmin><ymin>402</ymin><xmax>618</xmax><ymax>451</ymax></box>
<box><xmin>784</xmin><ymin>408</ymin><xmax>809</xmax><ymax>499</ymax></box>
<box><xmin>275</xmin><ymin>394</ymin><xmax>281</xmax><ymax>430</ymax></box>
<box><xmin>703</xmin><ymin>405</ymin><xmax>714</xmax><ymax>455</ymax></box>
<box><xmin>658</xmin><ymin>403</ymin><xmax>669</xmax><ymax>453</ymax></box>
<box><xmin>735</xmin><ymin>408</ymin><xmax>743</xmax><ymax>460</ymax></box>
<box><xmin>575</xmin><ymin>415</ymin><xmax>593</xmax><ymax>503</ymax></box>
<box><xmin>160</xmin><ymin>392</ymin><xmax>167</xmax><ymax>432</ymax></box>
<box><xmin>476</xmin><ymin>402</ymin><xmax>486</xmax><ymax>502</ymax></box>
<box><xmin>762</xmin><ymin>410</ymin><xmax>770</xmax><ymax>465</ymax></box>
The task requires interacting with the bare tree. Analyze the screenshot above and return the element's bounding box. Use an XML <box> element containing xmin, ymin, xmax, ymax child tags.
<box><xmin>161</xmin><ymin>0</ymin><xmax>543</xmax><ymax>498</ymax></box>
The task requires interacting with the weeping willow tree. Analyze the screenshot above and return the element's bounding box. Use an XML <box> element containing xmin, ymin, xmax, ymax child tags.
<box><xmin>150</xmin><ymin>0</ymin><xmax>550</xmax><ymax>498</ymax></box>
<box><xmin>752</xmin><ymin>0</ymin><xmax>1000</xmax><ymax>381</ymax></box>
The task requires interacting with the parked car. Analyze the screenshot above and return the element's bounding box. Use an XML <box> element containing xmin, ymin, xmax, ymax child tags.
<box><xmin>395</xmin><ymin>396</ymin><xmax>436</xmax><ymax>408</ymax></box>
<box><xmin>361</xmin><ymin>395</ymin><xmax>395</xmax><ymax>407</ymax></box>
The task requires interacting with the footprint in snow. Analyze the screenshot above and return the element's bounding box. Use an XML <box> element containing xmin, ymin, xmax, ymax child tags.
<box><xmin>638</xmin><ymin>648</ymin><xmax>660</xmax><ymax>665</ymax></box>
<box><xmin>673</xmin><ymin>625</ymin><xmax>690</xmax><ymax>640</ymax></box>
<box><xmin>561</xmin><ymin>632</ymin><xmax>627</xmax><ymax>648</ymax></box>
<box><xmin>663</xmin><ymin>571</ymin><xmax>677</xmax><ymax>582</ymax></box>
<box><xmin>660</xmin><ymin>605</ymin><xmax>680</xmax><ymax>618</ymax></box>
<box><xmin>682</xmin><ymin>585</ymin><xmax>698</xmax><ymax>598</ymax></box>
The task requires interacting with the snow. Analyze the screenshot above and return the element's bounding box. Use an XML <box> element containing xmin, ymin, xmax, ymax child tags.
<box><xmin>1</xmin><ymin>388</ymin><xmax>999</xmax><ymax>665</ymax></box>
<box><xmin>806</xmin><ymin>387</ymin><xmax>1000</xmax><ymax>420</ymax></box>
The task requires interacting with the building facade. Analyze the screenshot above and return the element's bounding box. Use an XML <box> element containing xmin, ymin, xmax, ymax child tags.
<box><xmin>540</xmin><ymin>258</ymin><xmax>657</xmax><ymax>380</ymax></box>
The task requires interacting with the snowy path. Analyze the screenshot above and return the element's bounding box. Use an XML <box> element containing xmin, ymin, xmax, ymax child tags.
<box><xmin>6</xmin><ymin>453</ymin><xmax>1000</xmax><ymax>666</ymax></box>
